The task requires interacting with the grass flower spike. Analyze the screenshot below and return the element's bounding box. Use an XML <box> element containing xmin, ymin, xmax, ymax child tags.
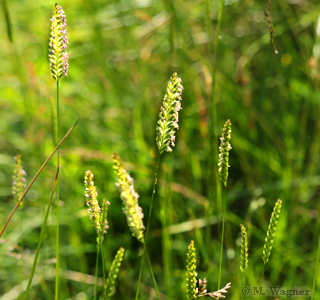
<box><xmin>105</xmin><ymin>247</ymin><xmax>125</xmax><ymax>300</ymax></box>
<box><xmin>100</xmin><ymin>199</ymin><xmax>110</xmax><ymax>239</ymax></box>
<box><xmin>262</xmin><ymin>199</ymin><xmax>282</xmax><ymax>265</ymax></box>
<box><xmin>84</xmin><ymin>171</ymin><xmax>110</xmax><ymax>242</ymax></box>
<box><xmin>49</xmin><ymin>3</ymin><xmax>69</xmax><ymax>81</ymax></box>
<box><xmin>113</xmin><ymin>153</ymin><xmax>145</xmax><ymax>243</ymax></box>
<box><xmin>156</xmin><ymin>72</ymin><xmax>183</xmax><ymax>154</ymax></box>
<box><xmin>186</xmin><ymin>241</ymin><xmax>232</xmax><ymax>299</ymax></box>
<box><xmin>186</xmin><ymin>240</ymin><xmax>196</xmax><ymax>300</ymax></box>
<box><xmin>12</xmin><ymin>155</ymin><xmax>26</xmax><ymax>208</ymax></box>
<box><xmin>240</xmin><ymin>224</ymin><xmax>249</xmax><ymax>273</ymax></box>
<box><xmin>84</xmin><ymin>171</ymin><xmax>101</xmax><ymax>232</ymax></box>
<box><xmin>218</xmin><ymin>119</ymin><xmax>232</xmax><ymax>187</ymax></box>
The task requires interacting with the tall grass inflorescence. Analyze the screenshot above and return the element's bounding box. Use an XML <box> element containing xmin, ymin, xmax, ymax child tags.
<box><xmin>84</xmin><ymin>171</ymin><xmax>110</xmax><ymax>300</ymax></box>
<box><xmin>217</xmin><ymin>119</ymin><xmax>232</xmax><ymax>289</ymax></box>
<box><xmin>48</xmin><ymin>4</ymin><xmax>69</xmax><ymax>298</ymax></box>
<box><xmin>135</xmin><ymin>73</ymin><xmax>183</xmax><ymax>299</ymax></box>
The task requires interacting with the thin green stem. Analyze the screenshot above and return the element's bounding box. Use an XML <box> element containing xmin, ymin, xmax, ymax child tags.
<box><xmin>240</xmin><ymin>272</ymin><xmax>245</xmax><ymax>300</ymax></box>
<box><xmin>102</xmin><ymin>242</ymin><xmax>107</xmax><ymax>299</ymax></box>
<box><xmin>160</xmin><ymin>156</ymin><xmax>173</xmax><ymax>297</ymax></box>
<box><xmin>260</xmin><ymin>265</ymin><xmax>265</xmax><ymax>289</ymax></box>
<box><xmin>23</xmin><ymin>167</ymin><xmax>60</xmax><ymax>300</ymax></box>
<box><xmin>205</xmin><ymin>0</ymin><xmax>212</xmax><ymax>52</ymax></box>
<box><xmin>135</xmin><ymin>154</ymin><xmax>161</xmax><ymax>300</ymax></box>
<box><xmin>218</xmin><ymin>186</ymin><xmax>227</xmax><ymax>290</ymax></box>
<box><xmin>55</xmin><ymin>80</ymin><xmax>60</xmax><ymax>300</ymax></box>
<box><xmin>212</xmin><ymin>0</ymin><xmax>224</xmax><ymax>87</ymax></box>
<box><xmin>147</xmin><ymin>253</ymin><xmax>161</xmax><ymax>300</ymax></box>
<box><xmin>207</xmin><ymin>0</ymin><xmax>224</xmax><ymax>263</ymax></box>
<box><xmin>94</xmin><ymin>241</ymin><xmax>100</xmax><ymax>300</ymax></box>
<box><xmin>311</xmin><ymin>235</ymin><xmax>320</xmax><ymax>300</ymax></box>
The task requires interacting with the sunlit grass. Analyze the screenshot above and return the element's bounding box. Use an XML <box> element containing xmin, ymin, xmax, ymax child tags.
<box><xmin>0</xmin><ymin>0</ymin><xmax>320</xmax><ymax>299</ymax></box>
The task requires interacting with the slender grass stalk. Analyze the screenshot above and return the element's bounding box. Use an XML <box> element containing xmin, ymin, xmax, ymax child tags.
<box><xmin>218</xmin><ymin>186</ymin><xmax>227</xmax><ymax>290</ymax></box>
<box><xmin>146</xmin><ymin>252</ymin><xmax>161</xmax><ymax>300</ymax></box>
<box><xmin>0</xmin><ymin>118</ymin><xmax>79</xmax><ymax>238</ymax></box>
<box><xmin>162</xmin><ymin>0</ymin><xmax>176</xmax><ymax>67</ymax></box>
<box><xmin>311</xmin><ymin>235</ymin><xmax>320</xmax><ymax>300</ymax></box>
<box><xmin>94</xmin><ymin>244</ymin><xmax>100</xmax><ymax>300</ymax></box>
<box><xmin>55</xmin><ymin>80</ymin><xmax>61</xmax><ymax>300</ymax></box>
<box><xmin>23</xmin><ymin>166</ymin><xmax>60</xmax><ymax>300</ymax></box>
<box><xmin>160</xmin><ymin>155</ymin><xmax>173</xmax><ymax>297</ymax></box>
<box><xmin>135</xmin><ymin>154</ymin><xmax>160</xmax><ymax>300</ymax></box>
<box><xmin>264</xmin><ymin>0</ymin><xmax>278</xmax><ymax>54</ymax></box>
<box><xmin>48</xmin><ymin>4</ymin><xmax>69</xmax><ymax>298</ymax></box>
<box><xmin>207</xmin><ymin>0</ymin><xmax>225</xmax><ymax>275</ymax></box>
<box><xmin>217</xmin><ymin>120</ymin><xmax>232</xmax><ymax>289</ymax></box>
<box><xmin>101</xmin><ymin>244</ymin><xmax>107</xmax><ymax>298</ymax></box>
<box><xmin>2</xmin><ymin>0</ymin><xmax>13</xmax><ymax>42</ymax></box>
<box><xmin>135</xmin><ymin>73</ymin><xmax>183</xmax><ymax>300</ymax></box>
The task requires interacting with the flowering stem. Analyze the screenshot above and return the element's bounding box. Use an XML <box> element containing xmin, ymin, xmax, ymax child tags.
<box><xmin>55</xmin><ymin>80</ymin><xmax>60</xmax><ymax>300</ymax></box>
<box><xmin>218</xmin><ymin>185</ymin><xmax>227</xmax><ymax>290</ymax></box>
<box><xmin>135</xmin><ymin>154</ymin><xmax>161</xmax><ymax>300</ymax></box>
<box><xmin>240</xmin><ymin>273</ymin><xmax>244</xmax><ymax>300</ymax></box>
<box><xmin>94</xmin><ymin>241</ymin><xmax>100</xmax><ymax>300</ymax></box>
<box><xmin>102</xmin><ymin>244</ymin><xmax>107</xmax><ymax>298</ymax></box>
<box><xmin>23</xmin><ymin>166</ymin><xmax>60</xmax><ymax>300</ymax></box>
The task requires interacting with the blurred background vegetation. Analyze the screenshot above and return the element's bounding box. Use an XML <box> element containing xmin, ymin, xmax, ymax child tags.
<box><xmin>1</xmin><ymin>0</ymin><xmax>320</xmax><ymax>299</ymax></box>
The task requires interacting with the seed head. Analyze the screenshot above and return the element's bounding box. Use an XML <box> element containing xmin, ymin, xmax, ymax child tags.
<box><xmin>218</xmin><ymin>119</ymin><xmax>232</xmax><ymax>187</ymax></box>
<box><xmin>12</xmin><ymin>155</ymin><xmax>27</xmax><ymax>208</ymax></box>
<box><xmin>240</xmin><ymin>224</ymin><xmax>249</xmax><ymax>273</ymax></box>
<box><xmin>49</xmin><ymin>3</ymin><xmax>69</xmax><ymax>80</ymax></box>
<box><xmin>105</xmin><ymin>247</ymin><xmax>125</xmax><ymax>299</ymax></box>
<box><xmin>262</xmin><ymin>199</ymin><xmax>282</xmax><ymax>265</ymax></box>
<box><xmin>84</xmin><ymin>171</ymin><xmax>101</xmax><ymax>233</ymax></box>
<box><xmin>113</xmin><ymin>153</ymin><xmax>145</xmax><ymax>243</ymax></box>
<box><xmin>156</xmin><ymin>73</ymin><xmax>183</xmax><ymax>155</ymax></box>
<box><xmin>84</xmin><ymin>171</ymin><xmax>110</xmax><ymax>245</ymax></box>
<box><xmin>186</xmin><ymin>241</ymin><xmax>197</xmax><ymax>300</ymax></box>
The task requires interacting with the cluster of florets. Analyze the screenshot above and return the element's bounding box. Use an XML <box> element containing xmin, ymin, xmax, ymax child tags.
<box><xmin>156</xmin><ymin>73</ymin><xmax>184</xmax><ymax>154</ymax></box>
<box><xmin>218</xmin><ymin>119</ymin><xmax>232</xmax><ymax>187</ymax></box>
<box><xmin>12</xmin><ymin>155</ymin><xmax>27</xmax><ymax>208</ymax></box>
<box><xmin>113</xmin><ymin>153</ymin><xmax>145</xmax><ymax>243</ymax></box>
<box><xmin>49</xmin><ymin>4</ymin><xmax>69</xmax><ymax>80</ymax></box>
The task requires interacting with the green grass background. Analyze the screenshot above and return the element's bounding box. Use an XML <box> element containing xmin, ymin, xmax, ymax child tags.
<box><xmin>1</xmin><ymin>0</ymin><xmax>320</xmax><ymax>299</ymax></box>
